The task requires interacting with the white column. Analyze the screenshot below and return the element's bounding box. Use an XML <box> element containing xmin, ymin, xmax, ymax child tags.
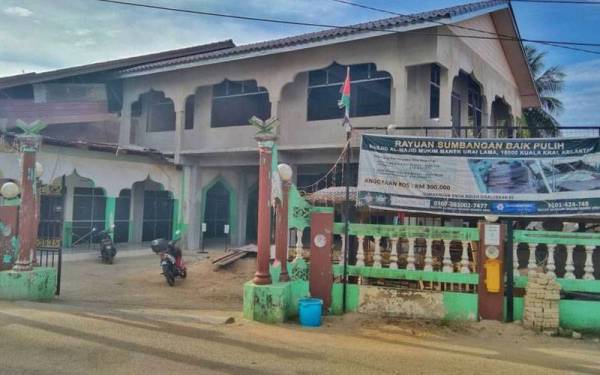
<box><xmin>355</xmin><ymin>235</ymin><xmax>365</xmax><ymax>267</ymax></box>
<box><xmin>389</xmin><ymin>237</ymin><xmax>399</xmax><ymax>269</ymax></box>
<box><xmin>174</xmin><ymin>109</ymin><xmax>184</xmax><ymax>164</ymax></box>
<box><xmin>442</xmin><ymin>240</ymin><xmax>453</xmax><ymax>273</ymax></box>
<box><xmin>546</xmin><ymin>244</ymin><xmax>556</xmax><ymax>278</ymax></box>
<box><xmin>564</xmin><ymin>245</ymin><xmax>576</xmax><ymax>280</ymax></box>
<box><xmin>372</xmin><ymin>236</ymin><xmax>382</xmax><ymax>268</ymax></box>
<box><xmin>406</xmin><ymin>237</ymin><xmax>416</xmax><ymax>271</ymax></box>
<box><xmin>424</xmin><ymin>238</ymin><xmax>433</xmax><ymax>271</ymax></box>
<box><xmin>118</xmin><ymin>100</ymin><xmax>132</xmax><ymax>145</ymax></box>
<box><xmin>182</xmin><ymin>165</ymin><xmax>199</xmax><ymax>250</ymax></box>
<box><xmin>294</xmin><ymin>229</ymin><xmax>303</xmax><ymax>262</ymax></box>
<box><xmin>513</xmin><ymin>243</ymin><xmax>520</xmax><ymax>278</ymax></box>
<box><xmin>460</xmin><ymin>240</ymin><xmax>470</xmax><ymax>274</ymax></box>
<box><xmin>527</xmin><ymin>243</ymin><xmax>538</xmax><ymax>275</ymax></box>
<box><xmin>584</xmin><ymin>245</ymin><xmax>595</xmax><ymax>280</ymax></box>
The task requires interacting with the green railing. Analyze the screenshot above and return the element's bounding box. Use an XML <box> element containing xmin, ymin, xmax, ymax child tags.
<box><xmin>332</xmin><ymin>223</ymin><xmax>479</xmax><ymax>241</ymax></box>
<box><xmin>326</xmin><ymin>224</ymin><xmax>600</xmax><ymax>285</ymax></box>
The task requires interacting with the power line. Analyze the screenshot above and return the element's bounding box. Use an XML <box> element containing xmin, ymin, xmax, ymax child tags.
<box><xmin>95</xmin><ymin>0</ymin><xmax>600</xmax><ymax>55</ymax></box>
<box><xmin>330</xmin><ymin>0</ymin><xmax>600</xmax><ymax>52</ymax></box>
<box><xmin>512</xmin><ymin>0</ymin><xmax>600</xmax><ymax>4</ymax></box>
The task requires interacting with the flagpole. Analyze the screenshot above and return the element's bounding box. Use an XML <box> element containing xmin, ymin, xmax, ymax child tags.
<box><xmin>342</xmin><ymin>119</ymin><xmax>351</xmax><ymax>313</ymax></box>
<box><xmin>342</xmin><ymin>66</ymin><xmax>351</xmax><ymax>313</ymax></box>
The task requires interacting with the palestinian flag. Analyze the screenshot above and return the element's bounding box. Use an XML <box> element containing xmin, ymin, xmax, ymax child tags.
<box><xmin>338</xmin><ymin>67</ymin><xmax>351</xmax><ymax>120</ymax></box>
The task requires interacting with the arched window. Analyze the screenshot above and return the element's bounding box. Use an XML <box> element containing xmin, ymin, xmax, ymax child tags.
<box><xmin>136</xmin><ymin>90</ymin><xmax>175</xmax><ymax>132</ymax></box>
<box><xmin>211</xmin><ymin>80</ymin><xmax>271</xmax><ymax>127</ymax></box>
<box><xmin>307</xmin><ymin>63</ymin><xmax>391</xmax><ymax>121</ymax></box>
<box><xmin>131</xmin><ymin>100</ymin><xmax>142</xmax><ymax>117</ymax></box>
<box><xmin>185</xmin><ymin>95</ymin><xmax>195</xmax><ymax>130</ymax></box>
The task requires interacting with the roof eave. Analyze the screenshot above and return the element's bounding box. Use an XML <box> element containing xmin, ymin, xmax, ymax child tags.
<box><xmin>116</xmin><ymin>2</ymin><xmax>510</xmax><ymax>79</ymax></box>
<box><xmin>0</xmin><ymin>40</ymin><xmax>236</xmax><ymax>90</ymax></box>
<box><xmin>507</xmin><ymin>2</ymin><xmax>542</xmax><ymax>108</ymax></box>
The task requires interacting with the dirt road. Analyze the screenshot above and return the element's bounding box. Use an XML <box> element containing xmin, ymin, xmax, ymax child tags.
<box><xmin>0</xmin><ymin>253</ymin><xmax>598</xmax><ymax>374</ymax></box>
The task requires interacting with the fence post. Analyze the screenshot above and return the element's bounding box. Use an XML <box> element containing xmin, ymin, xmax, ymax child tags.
<box><xmin>505</xmin><ymin>219</ymin><xmax>514</xmax><ymax>322</ymax></box>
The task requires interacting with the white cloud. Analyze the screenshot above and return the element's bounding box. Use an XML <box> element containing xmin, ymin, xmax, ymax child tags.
<box><xmin>564</xmin><ymin>59</ymin><xmax>600</xmax><ymax>83</ymax></box>
<box><xmin>3</xmin><ymin>6</ymin><xmax>33</xmax><ymax>17</ymax></box>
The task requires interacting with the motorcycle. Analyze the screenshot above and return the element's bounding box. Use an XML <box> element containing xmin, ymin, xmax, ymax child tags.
<box><xmin>150</xmin><ymin>231</ymin><xmax>187</xmax><ymax>286</ymax></box>
<box><xmin>96</xmin><ymin>224</ymin><xmax>117</xmax><ymax>264</ymax></box>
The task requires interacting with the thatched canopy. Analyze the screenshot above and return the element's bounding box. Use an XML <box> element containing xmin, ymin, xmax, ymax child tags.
<box><xmin>305</xmin><ymin>186</ymin><xmax>357</xmax><ymax>205</ymax></box>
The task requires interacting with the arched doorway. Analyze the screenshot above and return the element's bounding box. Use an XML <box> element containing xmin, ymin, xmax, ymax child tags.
<box><xmin>114</xmin><ymin>189</ymin><xmax>131</xmax><ymax>243</ymax></box>
<box><xmin>204</xmin><ymin>181</ymin><xmax>230</xmax><ymax>241</ymax></box>
<box><xmin>141</xmin><ymin>190</ymin><xmax>173</xmax><ymax>242</ymax></box>
<box><xmin>71</xmin><ymin>183</ymin><xmax>106</xmax><ymax>247</ymax></box>
<box><xmin>491</xmin><ymin>97</ymin><xmax>513</xmax><ymax>137</ymax></box>
<box><xmin>245</xmin><ymin>184</ymin><xmax>258</xmax><ymax>243</ymax></box>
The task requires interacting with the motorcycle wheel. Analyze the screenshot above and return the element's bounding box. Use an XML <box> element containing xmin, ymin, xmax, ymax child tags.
<box><xmin>164</xmin><ymin>270</ymin><xmax>175</xmax><ymax>287</ymax></box>
<box><xmin>108</xmin><ymin>257</ymin><xmax>114</xmax><ymax>265</ymax></box>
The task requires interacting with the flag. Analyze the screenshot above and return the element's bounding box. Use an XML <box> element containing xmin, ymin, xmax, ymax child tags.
<box><xmin>338</xmin><ymin>67</ymin><xmax>351</xmax><ymax>121</ymax></box>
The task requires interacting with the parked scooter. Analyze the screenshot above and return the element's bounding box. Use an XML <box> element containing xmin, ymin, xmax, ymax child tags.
<box><xmin>96</xmin><ymin>224</ymin><xmax>117</xmax><ymax>264</ymax></box>
<box><xmin>150</xmin><ymin>231</ymin><xmax>187</xmax><ymax>286</ymax></box>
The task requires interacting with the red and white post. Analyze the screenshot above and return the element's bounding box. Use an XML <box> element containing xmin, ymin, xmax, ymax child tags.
<box><xmin>252</xmin><ymin>135</ymin><xmax>275</xmax><ymax>285</ymax></box>
<box><xmin>13</xmin><ymin>135</ymin><xmax>42</xmax><ymax>272</ymax></box>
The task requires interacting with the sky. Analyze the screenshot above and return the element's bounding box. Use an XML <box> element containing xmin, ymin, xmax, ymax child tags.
<box><xmin>1</xmin><ymin>0</ymin><xmax>599</xmax><ymax>126</ymax></box>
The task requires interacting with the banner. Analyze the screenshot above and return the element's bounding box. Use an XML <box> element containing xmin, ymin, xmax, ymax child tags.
<box><xmin>357</xmin><ymin>134</ymin><xmax>600</xmax><ymax>217</ymax></box>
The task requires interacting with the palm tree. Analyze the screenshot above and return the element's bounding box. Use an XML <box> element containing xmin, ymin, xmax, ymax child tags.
<box><xmin>522</xmin><ymin>44</ymin><xmax>566</xmax><ymax>136</ymax></box>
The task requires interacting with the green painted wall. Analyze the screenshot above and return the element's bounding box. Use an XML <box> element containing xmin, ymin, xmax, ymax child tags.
<box><xmin>443</xmin><ymin>292</ymin><xmax>478</xmax><ymax>320</ymax></box>
<box><xmin>243</xmin><ymin>281</ymin><xmax>291</xmax><ymax>324</ymax></box>
<box><xmin>332</xmin><ymin>265</ymin><xmax>479</xmax><ymax>285</ymax></box>
<box><xmin>62</xmin><ymin>221</ymin><xmax>73</xmax><ymax>248</ymax></box>
<box><xmin>330</xmin><ymin>283</ymin><xmax>360</xmax><ymax>315</ymax></box>
<box><xmin>248</xmin><ymin>260</ymin><xmax>600</xmax><ymax>329</ymax></box>
<box><xmin>508</xmin><ymin>296</ymin><xmax>600</xmax><ymax>331</ymax></box>
<box><xmin>514</xmin><ymin>276</ymin><xmax>600</xmax><ymax>293</ymax></box>
<box><xmin>560</xmin><ymin>300</ymin><xmax>600</xmax><ymax>332</ymax></box>
<box><xmin>0</xmin><ymin>268</ymin><xmax>57</xmax><ymax>301</ymax></box>
<box><xmin>504</xmin><ymin>296</ymin><xmax>524</xmax><ymax>321</ymax></box>
<box><xmin>0</xmin><ymin>198</ymin><xmax>20</xmax><ymax>206</ymax></box>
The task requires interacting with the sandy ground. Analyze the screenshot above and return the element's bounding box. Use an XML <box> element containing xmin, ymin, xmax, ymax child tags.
<box><xmin>0</xmin><ymin>251</ymin><xmax>599</xmax><ymax>375</ymax></box>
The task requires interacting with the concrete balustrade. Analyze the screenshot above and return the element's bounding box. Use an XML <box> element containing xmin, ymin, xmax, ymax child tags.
<box><xmin>514</xmin><ymin>229</ymin><xmax>599</xmax><ymax>281</ymax></box>
<box><xmin>331</xmin><ymin>223</ymin><xmax>478</xmax><ymax>274</ymax></box>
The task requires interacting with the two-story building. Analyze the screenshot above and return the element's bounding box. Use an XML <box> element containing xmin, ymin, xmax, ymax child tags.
<box><xmin>0</xmin><ymin>0</ymin><xmax>540</xmax><ymax>250</ymax></box>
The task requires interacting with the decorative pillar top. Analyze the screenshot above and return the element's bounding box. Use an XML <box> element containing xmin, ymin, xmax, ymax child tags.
<box><xmin>15</xmin><ymin>119</ymin><xmax>45</xmax><ymax>152</ymax></box>
<box><xmin>250</xmin><ymin>116</ymin><xmax>278</xmax><ymax>147</ymax></box>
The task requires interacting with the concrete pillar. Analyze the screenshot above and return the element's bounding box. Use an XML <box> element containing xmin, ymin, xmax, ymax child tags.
<box><xmin>483</xmin><ymin>95</ymin><xmax>493</xmax><ymax>138</ymax></box>
<box><xmin>439</xmin><ymin>67</ymin><xmax>454</xmax><ymax>133</ymax></box>
<box><xmin>118</xmin><ymin>101</ymin><xmax>132</xmax><ymax>145</ymax></box>
<box><xmin>105</xmin><ymin>197</ymin><xmax>116</xmax><ymax>240</ymax></box>
<box><xmin>392</xmin><ymin>67</ymin><xmax>407</xmax><ymax>126</ymax></box>
<box><xmin>130</xmin><ymin>182</ymin><xmax>145</xmax><ymax>243</ymax></box>
<box><xmin>182</xmin><ymin>165</ymin><xmax>199</xmax><ymax>250</ymax></box>
<box><xmin>174</xmin><ymin>108</ymin><xmax>184</xmax><ymax>164</ymax></box>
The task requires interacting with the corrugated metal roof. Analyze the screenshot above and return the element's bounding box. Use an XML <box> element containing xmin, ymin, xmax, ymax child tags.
<box><xmin>118</xmin><ymin>0</ymin><xmax>509</xmax><ymax>75</ymax></box>
<box><xmin>0</xmin><ymin>40</ymin><xmax>235</xmax><ymax>89</ymax></box>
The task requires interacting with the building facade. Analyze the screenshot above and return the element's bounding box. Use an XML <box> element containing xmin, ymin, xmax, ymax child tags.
<box><xmin>0</xmin><ymin>1</ymin><xmax>539</xmax><ymax>249</ymax></box>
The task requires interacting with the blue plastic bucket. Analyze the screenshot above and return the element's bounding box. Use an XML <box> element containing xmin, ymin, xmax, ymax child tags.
<box><xmin>298</xmin><ymin>297</ymin><xmax>323</xmax><ymax>327</ymax></box>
